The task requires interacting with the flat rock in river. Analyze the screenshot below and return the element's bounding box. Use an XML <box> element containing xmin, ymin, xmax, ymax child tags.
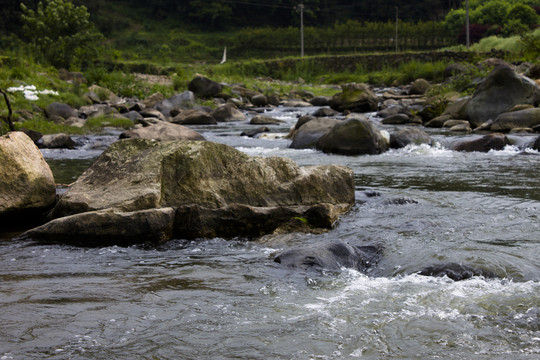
<box><xmin>23</xmin><ymin>139</ymin><xmax>355</xmax><ymax>245</ymax></box>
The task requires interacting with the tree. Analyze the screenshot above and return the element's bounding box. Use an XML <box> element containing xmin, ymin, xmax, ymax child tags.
<box><xmin>188</xmin><ymin>1</ymin><xmax>234</xmax><ymax>29</ymax></box>
<box><xmin>20</xmin><ymin>0</ymin><xmax>103</xmax><ymax>69</ymax></box>
<box><xmin>507</xmin><ymin>3</ymin><xmax>539</xmax><ymax>28</ymax></box>
<box><xmin>477</xmin><ymin>0</ymin><xmax>509</xmax><ymax>25</ymax></box>
<box><xmin>0</xmin><ymin>88</ymin><xmax>15</xmax><ymax>132</ymax></box>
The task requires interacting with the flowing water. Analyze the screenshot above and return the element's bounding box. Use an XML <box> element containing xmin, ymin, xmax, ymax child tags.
<box><xmin>1</xmin><ymin>106</ymin><xmax>539</xmax><ymax>359</ymax></box>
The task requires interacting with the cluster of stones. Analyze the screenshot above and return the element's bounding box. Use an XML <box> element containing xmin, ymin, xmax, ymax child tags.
<box><xmin>4</xmin><ymin>59</ymin><xmax>540</xmax><ymax>249</ymax></box>
<box><xmin>289</xmin><ymin>62</ymin><xmax>540</xmax><ymax>154</ymax></box>
<box><xmin>1</xmin><ymin>131</ymin><xmax>355</xmax><ymax>245</ymax></box>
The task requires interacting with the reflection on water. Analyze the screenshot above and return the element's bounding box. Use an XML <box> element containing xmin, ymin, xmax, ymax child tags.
<box><xmin>1</xmin><ymin>106</ymin><xmax>539</xmax><ymax>359</ymax></box>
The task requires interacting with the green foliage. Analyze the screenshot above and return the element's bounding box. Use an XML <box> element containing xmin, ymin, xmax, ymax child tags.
<box><xmin>230</xmin><ymin>21</ymin><xmax>453</xmax><ymax>58</ymax></box>
<box><xmin>520</xmin><ymin>28</ymin><xmax>540</xmax><ymax>61</ymax></box>
<box><xmin>293</xmin><ymin>217</ymin><xmax>309</xmax><ymax>225</ymax></box>
<box><xmin>473</xmin><ymin>35</ymin><xmax>524</xmax><ymax>52</ymax></box>
<box><xmin>84</xmin><ymin>67</ymin><xmax>173</xmax><ymax>99</ymax></box>
<box><xmin>502</xmin><ymin>19</ymin><xmax>530</xmax><ymax>36</ymax></box>
<box><xmin>84</xmin><ymin>116</ymin><xmax>133</xmax><ymax>130</ymax></box>
<box><xmin>507</xmin><ymin>4</ymin><xmax>539</xmax><ymax>27</ymax></box>
<box><xmin>477</xmin><ymin>1</ymin><xmax>510</xmax><ymax>25</ymax></box>
<box><xmin>20</xmin><ymin>0</ymin><xmax>104</xmax><ymax>68</ymax></box>
<box><xmin>188</xmin><ymin>1</ymin><xmax>233</xmax><ymax>29</ymax></box>
<box><xmin>444</xmin><ymin>0</ymin><xmax>539</xmax><ymax>42</ymax></box>
<box><xmin>15</xmin><ymin>113</ymin><xmax>85</xmax><ymax>135</ymax></box>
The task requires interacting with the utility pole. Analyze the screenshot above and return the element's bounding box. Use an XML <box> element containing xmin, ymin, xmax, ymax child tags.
<box><xmin>466</xmin><ymin>0</ymin><xmax>470</xmax><ymax>48</ymax></box>
<box><xmin>395</xmin><ymin>7</ymin><xmax>399</xmax><ymax>53</ymax></box>
<box><xmin>299</xmin><ymin>3</ymin><xmax>305</xmax><ymax>57</ymax></box>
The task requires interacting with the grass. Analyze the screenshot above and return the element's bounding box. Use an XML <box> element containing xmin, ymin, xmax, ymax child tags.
<box><xmin>444</xmin><ymin>28</ymin><xmax>540</xmax><ymax>62</ymax></box>
<box><xmin>2</xmin><ymin>32</ymin><xmax>538</xmax><ymax>137</ymax></box>
<box><xmin>84</xmin><ymin>116</ymin><xmax>134</xmax><ymax>130</ymax></box>
<box><xmin>13</xmin><ymin>114</ymin><xmax>85</xmax><ymax>135</ymax></box>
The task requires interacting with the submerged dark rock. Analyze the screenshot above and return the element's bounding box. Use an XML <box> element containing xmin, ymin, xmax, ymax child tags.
<box><xmin>241</xmin><ymin>127</ymin><xmax>270</xmax><ymax>137</ymax></box>
<box><xmin>274</xmin><ymin>240</ymin><xmax>382</xmax><ymax>272</ymax></box>
<box><xmin>452</xmin><ymin>133</ymin><xmax>509</xmax><ymax>152</ymax></box>
<box><xmin>417</xmin><ymin>263</ymin><xmax>497</xmax><ymax>281</ymax></box>
<box><xmin>532</xmin><ymin>135</ymin><xmax>540</xmax><ymax>151</ymax></box>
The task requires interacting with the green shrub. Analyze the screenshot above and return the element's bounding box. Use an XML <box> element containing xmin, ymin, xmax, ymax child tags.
<box><xmin>520</xmin><ymin>28</ymin><xmax>540</xmax><ymax>61</ymax></box>
<box><xmin>15</xmin><ymin>114</ymin><xmax>85</xmax><ymax>135</ymax></box>
<box><xmin>20</xmin><ymin>0</ymin><xmax>104</xmax><ymax>69</ymax></box>
<box><xmin>84</xmin><ymin>116</ymin><xmax>133</xmax><ymax>130</ymax></box>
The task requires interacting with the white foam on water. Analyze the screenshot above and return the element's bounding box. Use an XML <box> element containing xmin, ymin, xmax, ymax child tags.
<box><xmin>383</xmin><ymin>143</ymin><xmax>455</xmax><ymax>157</ymax></box>
<box><xmin>236</xmin><ymin>146</ymin><xmax>316</xmax><ymax>157</ymax></box>
<box><xmin>302</xmin><ymin>270</ymin><xmax>540</xmax><ymax>319</ymax></box>
<box><xmin>490</xmin><ymin>144</ymin><xmax>539</xmax><ymax>155</ymax></box>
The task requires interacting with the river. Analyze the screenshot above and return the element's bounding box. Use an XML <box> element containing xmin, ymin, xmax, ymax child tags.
<box><xmin>1</xmin><ymin>105</ymin><xmax>539</xmax><ymax>359</ymax></box>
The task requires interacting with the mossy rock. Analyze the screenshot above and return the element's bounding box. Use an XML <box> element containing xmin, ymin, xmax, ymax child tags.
<box><xmin>329</xmin><ymin>83</ymin><xmax>378</xmax><ymax>113</ymax></box>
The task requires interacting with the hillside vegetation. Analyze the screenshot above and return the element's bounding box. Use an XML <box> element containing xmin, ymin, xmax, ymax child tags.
<box><xmin>0</xmin><ymin>0</ymin><xmax>539</xmax><ymax>135</ymax></box>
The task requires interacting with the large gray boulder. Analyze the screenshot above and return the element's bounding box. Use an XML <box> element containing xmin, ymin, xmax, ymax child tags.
<box><xmin>211</xmin><ymin>103</ymin><xmax>246</xmax><ymax>122</ymax></box>
<box><xmin>464</xmin><ymin>66</ymin><xmax>540</xmax><ymax>127</ymax></box>
<box><xmin>250</xmin><ymin>115</ymin><xmax>284</xmax><ymax>125</ymax></box>
<box><xmin>329</xmin><ymin>83</ymin><xmax>378</xmax><ymax>113</ymax></box>
<box><xmin>22</xmin><ymin>208</ymin><xmax>175</xmax><ymax>247</ymax></box>
<box><xmin>78</xmin><ymin>104</ymin><xmax>119</xmax><ymax>119</ymax></box>
<box><xmin>143</xmin><ymin>92</ymin><xmax>165</xmax><ymax>108</ymax></box>
<box><xmin>290</xmin><ymin>118</ymin><xmax>341</xmax><ymax>149</ymax></box>
<box><xmin>251</xmin><ymin>94</ymin><xmax>268</xmax><ymax>107</ymax></box>
<box><xmin>442</xmin><ymin>97</ymin><xmax>469</xmax><ymax>119</ymax></box>
<box><xmin>381</xmin><ymin>113</ymin><xmax>410</xmax><ymax>125</ymax></box>
<box><xmin>156</xmin><ymin>91</ymin><xmax>196</xmax><ymax>115</ymax></box>
<box><xmin>39</xmin><ymin>133</ymin><xmax>76</xmax><ymax>149</ymax></box>
<box><xmin>120</xmin><ymin>122</ymin><xmax>205</xmax><ymax>141</ymax></box>
<box><xmin>409</xmin><ymin>78</ymin><xmax>430</xmax><ymax>95</ymax></box>
<box><xmin>45</xmin><ymin>102</ymin><xmax>78</xmax><ymax>120</ymax></box>
<box><xmin>390</xmin><ymin>128</ymin><xmax>432</xmax><ymax>149</ymax></box>
<box><xmin>0</xmin><ymin>132</ymin><xmax>56</xmax><ymax>218</ymax></box>
<box><xmin>491</xmin><ymin>108</ymin><xmax>540</xmax><ymax>132</ymax></box>
<box><xmin>452</xmin><ymin>133</ymin><xmax>510</xmax><ymax>152</ymax></box>
<box><xmin>88</xmin><ymin>85</ymin><xmax>120</xmax><ymax>103</ymax></box>
<box><xmin>188</xmin><ymin>76</ymin><xmax>222</xmax><ymax>98</ymax></box>
<box><xmin>25</xmin><ymin>139</ymin><xmax>354</xmax><ymax>244</ymax></box>
<box><xmin>172</xmin><ymin>109</ymin><xmax>217</xmax><ymax>125</ymax></box>
<box><xmin>316</xmin><ymin>118</ymin><xmax>389</xmax><ymax>155</ymax></box>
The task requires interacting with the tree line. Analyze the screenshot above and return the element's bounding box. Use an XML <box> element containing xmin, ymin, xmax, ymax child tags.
<box><xmin>1</xmin><ymin>0</ymin><xmax>538</xmax><ymax>69</ymax></box>
<box><xmin>2</xmin><ymin>0</ymin><xmax>463</xmax><ymax>35</ymax></box>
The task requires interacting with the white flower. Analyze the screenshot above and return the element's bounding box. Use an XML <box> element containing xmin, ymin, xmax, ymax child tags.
<box><xmin>7</xmin><ymin>85</ymin><xmax>58</xmax><ymax>100</ymax></box>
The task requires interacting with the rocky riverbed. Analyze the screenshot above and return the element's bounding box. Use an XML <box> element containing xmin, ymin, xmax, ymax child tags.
<box><xmin>1</xmin><ymin>62</ymin><xmax>540</xmax><ymax>359</ymax></box>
